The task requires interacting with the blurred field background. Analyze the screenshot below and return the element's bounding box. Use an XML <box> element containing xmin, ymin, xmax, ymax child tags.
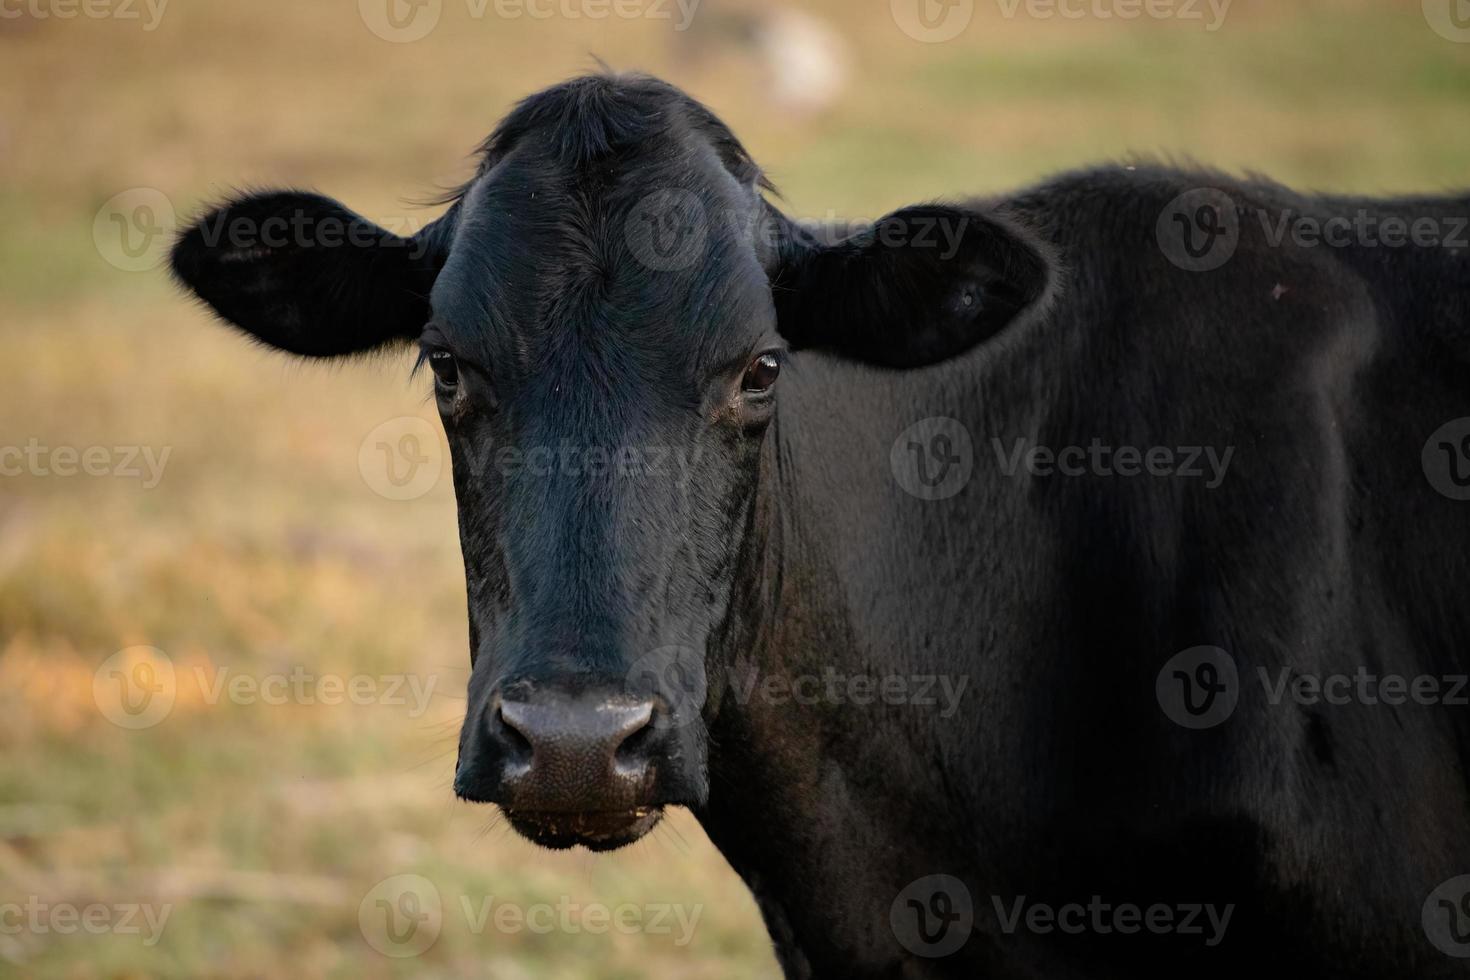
<box><xmin>0</xmin><ymin>0</ymin><xmax>1467</xmax><ymax>976</ymax></box>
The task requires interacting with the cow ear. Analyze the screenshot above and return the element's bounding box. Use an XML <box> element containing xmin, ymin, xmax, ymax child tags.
<box><xmin>769</xmin><ymin>204</ymin><xmax>1051</xmax><ymax>369</ymax></box>
<box><xmin>170</xmin><ymin>190</ymin><xmax>450</xmax><ymax>358</ymax></box>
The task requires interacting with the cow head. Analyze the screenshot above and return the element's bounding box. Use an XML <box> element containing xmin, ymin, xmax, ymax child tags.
<box><xmin>171</xmin><ymin>73</ymin><xmax>1050</xmax><ymax>850</ymax></box>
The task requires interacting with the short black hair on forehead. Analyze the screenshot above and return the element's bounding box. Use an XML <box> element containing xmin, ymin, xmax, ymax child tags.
<box><xmin>437</xmin><ymin>71</ymin><xmax>775</xmax><ymax>207</ymax></box>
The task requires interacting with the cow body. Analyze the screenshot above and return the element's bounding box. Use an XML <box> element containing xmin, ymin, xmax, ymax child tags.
<box><xmin>703</xmin><ymin>170</ymin><xmax>1470</xmax><ymax>977</ymax></box>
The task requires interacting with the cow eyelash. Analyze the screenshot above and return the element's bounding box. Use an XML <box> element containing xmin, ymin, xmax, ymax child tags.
<box><xmin>415</xmin><ymin>346</ymin><xmax>460</xmax><ymax>388</ymax></box>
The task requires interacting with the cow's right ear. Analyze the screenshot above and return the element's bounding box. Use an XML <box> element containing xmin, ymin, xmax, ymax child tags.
<box><xmin>170</xmin><ymin>190</ymin><xmax>451</xmax><ymax>358</ymax></box>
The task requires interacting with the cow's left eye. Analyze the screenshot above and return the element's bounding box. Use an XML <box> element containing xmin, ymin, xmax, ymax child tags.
<box><xmin>742</xmin><ymin>353</ymin><xmax>781</xmax><ymax>393</ymax></box>
<box><xmin>428</xmin><ymin>350</ymin><xmax>459</xmax><ymax>389</ymax></box>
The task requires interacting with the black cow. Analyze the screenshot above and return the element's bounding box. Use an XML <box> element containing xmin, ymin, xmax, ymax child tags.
<box><xmin>171</xmin><ymin>72</ymin><xmax>1470</xmax><ymax>977</ymax></box>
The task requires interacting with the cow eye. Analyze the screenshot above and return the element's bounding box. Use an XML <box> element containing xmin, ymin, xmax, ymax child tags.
<box><xmin>428</xmin><ymin>350</ymin><xmax>459</xmax><ymax>389</ymax></box>
<box><xmin>741</xmin><ymin>353</ymin><xmax>781</xmax><ymax>393</ymax></box>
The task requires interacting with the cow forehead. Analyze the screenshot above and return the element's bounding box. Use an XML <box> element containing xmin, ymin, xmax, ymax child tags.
<box><xmin>431</xmin><ymin>153</ymin><xmax>776</xmax><ymax>382</ymax></box>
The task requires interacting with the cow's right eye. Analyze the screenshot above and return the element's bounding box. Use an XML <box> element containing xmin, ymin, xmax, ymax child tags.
<box><xmin>428</xmin><ymin>350</ymin><xmax>459</xmax><ymax>389</ymax></box>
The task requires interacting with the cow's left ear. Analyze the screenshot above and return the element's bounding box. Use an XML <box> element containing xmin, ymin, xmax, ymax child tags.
<box><xmin>769</xmin><ymin>204</ymin><xmax>1051</xmax><ymax>369</ymax></box>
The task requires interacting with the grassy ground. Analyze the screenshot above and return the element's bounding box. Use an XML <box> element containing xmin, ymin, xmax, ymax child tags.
<box><xmin>1</xmin><ymin>0</ymin><xmax>1467</xmax><ymax>976</ymax></box>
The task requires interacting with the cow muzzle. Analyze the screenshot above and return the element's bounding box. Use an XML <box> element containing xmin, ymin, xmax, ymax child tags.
<box><xmin>454</xmin><ymin>683</ymin><xmax>700</xmax><ymax>850</ymax></box>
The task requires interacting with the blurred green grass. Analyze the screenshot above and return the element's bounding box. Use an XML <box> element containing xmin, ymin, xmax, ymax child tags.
<box><xmin>1</xmin><ymin>0</ymin><xmax>1467</xmax><ymax>976</ymax></box>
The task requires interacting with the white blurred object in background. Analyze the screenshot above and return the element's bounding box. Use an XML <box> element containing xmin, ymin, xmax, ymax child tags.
<box><xmin>675</xmin><ymin>5</ymin><xmax>852</xmax><ymax>117</ymax></box>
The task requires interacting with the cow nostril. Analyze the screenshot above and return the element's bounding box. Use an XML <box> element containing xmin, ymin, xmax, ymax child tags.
<box><xmin>613</xmin><ymin>708</ymin><xmax>658</xmax><ymax>769</ymax></box>
<box><xmin>494</xmin><ymin>702</ymin><xmax>534</xmax><ymax>765</ymax></box>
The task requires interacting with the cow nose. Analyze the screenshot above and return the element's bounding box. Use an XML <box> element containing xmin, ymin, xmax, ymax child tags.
<box><xmin>489</xmin><ymin>692</ymin><xmax>658</xmax><ymax>812</ymax></box>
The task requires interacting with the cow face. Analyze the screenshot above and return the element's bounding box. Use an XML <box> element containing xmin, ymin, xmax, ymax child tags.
<box><xmin>170</xmin><ymin>73</ymin><xmax>1050</xmax><ymax>850</ymax></box>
